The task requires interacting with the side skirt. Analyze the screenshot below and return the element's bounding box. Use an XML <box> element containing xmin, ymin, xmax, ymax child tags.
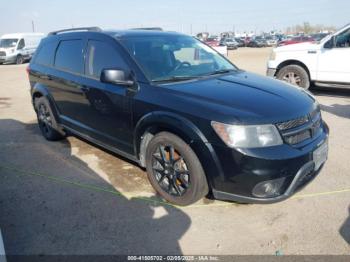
<box><xmin>315</xmin><ymin>81</ymin><xmax>350</xmax><ymax>89</ymax></box>
<box><xmin>62</xmin><ymin>124</ymin><xmax>140</xmax><ymax>165</ymax></box>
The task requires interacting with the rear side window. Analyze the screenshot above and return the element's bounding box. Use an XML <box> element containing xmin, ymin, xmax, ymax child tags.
<box><xmin>35</xmin><ymin>41</ymin><xmax>57</xmax><ymax>66</ymax></box>
<box><xmin>85</xmin><ymin>40</ymin><xmax>127</xmax><ymax>79</ymax></box>
<box><xmin>55</xmin><ymin>39</ymin><xmax>84</xmax><ymax>74</ymax></box>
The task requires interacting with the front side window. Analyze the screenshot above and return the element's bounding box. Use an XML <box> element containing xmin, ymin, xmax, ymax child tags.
<box><xmin>120</xmin><ymin>35</ymin><xmax>236</xmax><ymax>82</ymax></box>
<box><xmin>17</xmin><ymin>39</ymin><xmax>25</xmax><ymax>50</ymax></box>
<box><xmin>335</xmin><ymin>29</ymin><xmax>350</xmax><ymax>48</ymax></box>
<box><xmin>0</xmin><ymin>38</ymin><xmax>18</xmax><ymax>48</ymax></box>
<box><xmin>55</xmin><ymin>39</ymin><xmax>84</xmax><ymax>74</ymax></box>
<box><xmin>85</xmin><ymin>40</ymin><xmax>127</xmax><ymax>79</ymax></box>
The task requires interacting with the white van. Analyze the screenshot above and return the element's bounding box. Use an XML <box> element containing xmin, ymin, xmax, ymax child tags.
<box><xmin>0</xmin><ymin>33</ymin><xmax>45</xmax><ymax>64</ymax></box>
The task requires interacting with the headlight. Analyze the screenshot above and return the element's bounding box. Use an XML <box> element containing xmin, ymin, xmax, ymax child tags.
<box><xmin>269</xmin><ymin>50</ymin><xmax>276</xmax><ymax>60</ymax></box>
<box><xmin>10</xmin><ymin>49</ymin><xmax>15</xmax><ymax>54</ymax></box>
<box><xmin>211</xmin><ymin>121</ymin><xmax>283</xmax><ymax>148</ymax></box>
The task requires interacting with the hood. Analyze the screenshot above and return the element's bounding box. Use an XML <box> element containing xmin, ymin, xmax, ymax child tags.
<box><xmin>162</xmin><ymin>71</ymin><xmax>316</xmax><ymax>124</ymax></box>
<box><xmin>275</xmin><ymin>42</ymin><xmax>320</xmax><ymax>52</ymax></box>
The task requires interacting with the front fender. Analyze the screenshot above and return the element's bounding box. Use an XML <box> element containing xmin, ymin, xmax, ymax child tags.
<box><xmin>134</xmin><ymin>111</ymin><xmax>225</xmax><ymax>189</ymax></box>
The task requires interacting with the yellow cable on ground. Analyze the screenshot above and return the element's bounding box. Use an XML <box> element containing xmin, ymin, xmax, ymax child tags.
<box><xmin>1</xmin><ymin>164</ymin><xmax>349</xmax><ymax>209</ymax></box>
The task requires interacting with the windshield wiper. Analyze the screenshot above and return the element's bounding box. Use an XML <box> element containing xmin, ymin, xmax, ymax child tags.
<box><xmin>152</xmin><ymin>75</ymin><xmax>200</xmax><ymax>83</ymax></box>
<box><xmin>205</xmin><ymin>69</ymin><xmax>235</xmax><ymax>76</ymax></box>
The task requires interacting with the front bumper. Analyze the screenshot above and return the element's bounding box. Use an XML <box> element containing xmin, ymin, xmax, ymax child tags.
<box><xmin>209</xmin><ymin>122</ymin><xmax>329</xmax><ymax>204</ymax></box>
<box><xmin>213</xmin><ymin>161</ymin><xmax>321</xmax><ymax>203</ymax></box>
<box><xmin>266</xmin><ymin>68</ymin><xmax>277</xmax><ymax>77</ymax></box>
<box><xmin>0</xmin><ymin>54</ymin><xmax>16</xmax><ymax>63</ymax></box>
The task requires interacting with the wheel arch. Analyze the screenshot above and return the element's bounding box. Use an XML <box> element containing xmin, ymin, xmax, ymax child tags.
<box><xmin>31</xmin><ymin>84</ymin><xmax>61</xmax><ymax>124</ymax></box>
<box><xmin>134</xmin><ymin>112</ymin><xmax>223</xmax><ymax>189</ymax></box>
<box><xmin>275</xmin><ymin>59</ymin><xmax>311</xmax><ymax>79</ymax></box>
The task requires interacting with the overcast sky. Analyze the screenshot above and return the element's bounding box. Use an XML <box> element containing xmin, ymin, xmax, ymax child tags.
<box><xmin>1</xmin><ymin>0</ymin><xmax>349</xmax><ymax>35</ymax></box>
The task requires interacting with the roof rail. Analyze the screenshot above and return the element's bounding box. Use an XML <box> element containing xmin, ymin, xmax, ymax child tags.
<box><xmin>48</xmin><ymin>27</ymin><xmax>102</xmax><ymax>36</ymax></box>
<box><xmin>131</xmin><ymin>27</ymin><xmax>163</xmax><ymax>31</ymax></box>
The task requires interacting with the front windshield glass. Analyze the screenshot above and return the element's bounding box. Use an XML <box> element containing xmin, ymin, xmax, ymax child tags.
<box><xmin>0</xmin><ymin>39</ymin><xmax>18</xmax><ymax>48</ymax></box>
<box><xmin>120</xmin><ymin>35</ymin><xmax>237</xmax><ymax>82</ymax></box>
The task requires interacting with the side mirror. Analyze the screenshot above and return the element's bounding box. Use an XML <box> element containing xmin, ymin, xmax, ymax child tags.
<box><xmin>100</xmin><ymin>69</ymin><xmax>134</xmax><ymax>86</ymax></box>
<box><xmin>324</xmin><ymin>37</ymin><xmax>334</xmax><ymax>49</ymax></box>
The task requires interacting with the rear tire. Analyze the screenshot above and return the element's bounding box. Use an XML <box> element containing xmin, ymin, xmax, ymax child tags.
<box><xmin>34</xmin><ymin>96</ymin><xmax>65</xmax><ymax>141</ymax></box>
<box><xmin>276</xmin><ymin>64</ymin><xmax>310</xmax><ymax>89</ymax></box>
<box><xmin>15</xmin><ymin>55</ymin><xmax>24</xmax><ymax>65</ymax></box>
<box><xmin>145</xmin><ymin>132</ymin><xmax>208</xmax><ymax>206</ymax></box>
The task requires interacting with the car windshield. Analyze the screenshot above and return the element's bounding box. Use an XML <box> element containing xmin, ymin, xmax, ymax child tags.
<box><xmin>0</xmin><ymin>38</ymin><xmax>18</xmax><ymax>48</ymax></box>
<box><xmin>120</xmin><ymin>35</ymin><xmax>236</xmax><ymax>82</ymax></box>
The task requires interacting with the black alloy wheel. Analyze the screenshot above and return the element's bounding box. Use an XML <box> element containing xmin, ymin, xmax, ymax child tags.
<box><xmin>145</xmin><ymin>132</ymin><xmax>208</xmax><ymax>206</ymax></box>
<box><xmin>151</xmin><ymin>144</ymin><xmax>190</xmax><ymax>197</ymax></box>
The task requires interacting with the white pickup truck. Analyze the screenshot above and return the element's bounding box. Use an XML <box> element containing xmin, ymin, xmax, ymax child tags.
<box><xmin>267</xmin><ymin>24</ymin><xmax>350</xmax><ymax>89</ymax></box>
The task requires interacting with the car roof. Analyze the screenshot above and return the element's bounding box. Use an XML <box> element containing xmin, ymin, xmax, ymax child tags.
<box><xmin>104</xmin><ymin>29</ymin><xmax>185</xmax><ymax>39</ymax></box>
<box><xmin>46</xmin><ymin>28</ymin><xmax>185</xmax><ymax>40</ymax></box>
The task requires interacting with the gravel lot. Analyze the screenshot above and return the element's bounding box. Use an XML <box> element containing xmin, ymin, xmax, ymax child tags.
<box><xmin>0</xmin><ymin>48</ymin><xmax>349</xmax><ymax>255</ymax></box>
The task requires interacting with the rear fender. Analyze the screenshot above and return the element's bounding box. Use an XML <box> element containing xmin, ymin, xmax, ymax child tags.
<box><xmin>31</xmin><ymin>83</ymin><xmax>62</xmax><ymax>128</ymax></box>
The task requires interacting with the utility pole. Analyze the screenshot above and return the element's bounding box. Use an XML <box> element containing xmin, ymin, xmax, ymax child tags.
<box><xmin>31</xmin><ymin>20</ymin><xmax>35</xmax><ymax>32</ymax></box>
<box><xmin>190</xmin><ymin>24</ymin><xmax>192</xmax><ymax>35</ymax></box>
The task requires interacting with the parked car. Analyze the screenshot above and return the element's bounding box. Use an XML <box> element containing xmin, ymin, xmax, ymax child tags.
<box><xmin>220</xmin><ymin>38</ymin><xmax>238</xmax><ymax>50</ymax></box>
<box><xmin>204</xmin><ymin>36</ymin><xmax>220</xmax><ymax>47</ymax></box>
<box><xmin>277</xmin><ymin>36</ymin><xmax>315</xmax><ymax>47</ymax></box>
<box><xmin>234</xmin><ymin>38</ymin><xmax>246</xmax><ymax>47</ymax></box>
<box><xmin>310</xmin><ymin>33</ymin><xmax>329</xmax><ymax>42</ymax></box>
<box><xmin>0</xmin><ymin>33</ymin><xmax>44</xmax><ymax>64</ymax></box>
<box><xmin>247</xmin><ymin>39</ymin><xmax>268</xmax><ymax>47</ymax></box>
<box><xmin>28</xmin><ymin>27</ymin><xmax>329</xmax><ymax>206</ymax></box>
<box><xmin>203</xmin><ymin>36</ymin><xmax>228</xmax><ymax>56</ymax></box>
<box><xmin>265</xmin><ymin>36</ymin><xmax>278</xmax><ymax>46</ymax></box>
<box><xmin>196</xmin><ymin>32</ymin><xmax>209</xmax><ymax>41</ymax></box>
<box><xmin>267</xmin><ymin>23</ymin><xmax>350</xmax><ymax>89</ymax></box>
<box><xmin>243</xmin><ymin>37</ymin><xmax>251</xmax><ymax>46</ymax></box>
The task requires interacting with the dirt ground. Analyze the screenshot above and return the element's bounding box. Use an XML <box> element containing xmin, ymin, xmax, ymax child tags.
<box><xmin>0</xmin><ymin>48</ymin><xmax>349</xmax><ymax>255</ymax></box>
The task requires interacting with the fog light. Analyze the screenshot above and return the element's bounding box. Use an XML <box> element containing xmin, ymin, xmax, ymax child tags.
<box><xmin>252</xmin><ymin>177</ymin><xmax>286</xmax><ymax>198</ymax></box>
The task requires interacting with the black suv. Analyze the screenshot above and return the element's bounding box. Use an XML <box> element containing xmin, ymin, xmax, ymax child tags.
<box><xmin>28</xmin><ymin>27</ymin><xmax>329</xmax><ymax>206</ymax></box>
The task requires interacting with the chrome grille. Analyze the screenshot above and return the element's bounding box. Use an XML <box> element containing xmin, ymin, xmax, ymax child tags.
<box><xmin>285</xmin><ymin>130</ymin><xmax>311</xmax><ymax>144</ymax></box>
<box><xmin>0</xmin><ymin>51</ymin><xmax>6</xmax><ymax>56</ymax></box>
<box><xmin>276</xmin><ymin>115</ymin><xmax>309</xmax><ymax>131</ymax></box>
<box><xmin>276</xmin><ymin>107</ymin><xmax>322</xmax><ymax>145</ymax></box>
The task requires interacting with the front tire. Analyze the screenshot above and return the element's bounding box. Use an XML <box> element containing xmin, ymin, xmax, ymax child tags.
<box><xmin>276</xmin><ymin>64</ymin><xmax>310</xmax><ymax>89</ymax></box>
<box><xmin>15</xmin><ymin>55</ymin><xmax>24</xmax><ymax>65</ymax></box>
<box><xmin>34</xmin><ymin>97</ymin><xmax>65</xmax><ymax>141</ymax></box>
<box><xmin>145</xmin><ymin>132</ymin><xmax>209</xmax><ymax>206</ymax></box>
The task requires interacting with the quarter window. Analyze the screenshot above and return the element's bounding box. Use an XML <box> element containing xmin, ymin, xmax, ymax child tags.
<box><xmin>55</xmin><ymin>39</ymin><xmax>84</xmax><ymax>74</ymax></box>
<box><xmin>85</xmin><ymin>40</ymin><xmax>127</xmax><ymax>79</ymax></box>
<box><xmin>35</xmin><ymin>41</ymin><xmax>57</xmax><ymax>66</ymax></box>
